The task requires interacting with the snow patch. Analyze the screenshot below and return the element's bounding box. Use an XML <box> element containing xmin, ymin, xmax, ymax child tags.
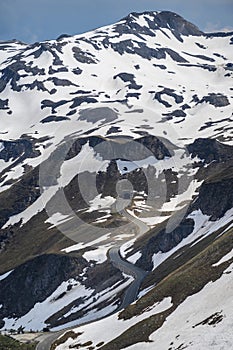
<box><xmin>54</xmin><ymin>297</ymin><xmax>172</xmax><ymax>349</ymax></box>
<box><xmin>86</xmin><ymin>194</ymin><xmax>115</xmax><ymax>213</ymax></box>
<box><xmin>83</xmin><ymin>245</ymin><xmax>111</xmax><ymax>264</ymax></box>
<box><xmin>213</xmin><ymin>248</ymin><xmax>233</xmax><ymax>267</ymax></box>
<box><xmin>0</xmin><ymin>270</ymin><xmax>13</xmax><ymax>281</ymax></box>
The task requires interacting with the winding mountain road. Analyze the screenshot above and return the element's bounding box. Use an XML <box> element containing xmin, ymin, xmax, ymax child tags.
<box><xmin>36</xmin><ymin>331</ymin><xmax>64</xmax><ymax>350</ymax></box>
<box><xmin>36</xmin><ymin>210</ymin><xmax>149</xmax><ymax>350</ymax></box>
<box><xmin>109</xmin><ymin>247</ymin><xmax>148</xmax><ymax>310</ymax></box>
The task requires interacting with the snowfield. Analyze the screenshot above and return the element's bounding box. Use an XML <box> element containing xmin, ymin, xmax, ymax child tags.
<box><xmin>55</xmin><ymin>297</ymin><xmax>173</xmax><ymax>349</ymax></box>
<box><xmin>125</xmin><ymin>263</ymin><xmax>233</xmax><ymax>350</ymax></box>
<box><xmin>0</xmin><ymin>9</ymin><xmax>232</xmax><ymax>346</ymax></box>
<box><xmin>54</xmin><ymin>263</ymin><xmax>233</xmax><ymax>350</ymax></box>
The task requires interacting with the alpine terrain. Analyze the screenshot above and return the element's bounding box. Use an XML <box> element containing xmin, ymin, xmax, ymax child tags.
<box><xmin>0</xmin><ymin>10</ymin><xmax>233</xmax><ymax>350</ymax></box>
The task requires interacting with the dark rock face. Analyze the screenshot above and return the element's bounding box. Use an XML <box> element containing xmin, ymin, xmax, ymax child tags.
<box><xmin>162</xmin><ymin>109</ymin><xmax>186</xmax><ymax>120</ymax></box>
<box><xmin>65</xmin><ymin>135</ymin><xmax>171</xmax><ymax>163</ymax></box>
<box><xmin>126</xmin><ymin>92</ymin><xmax>140</xmax><ymax>99</ymax></box>
<box><xmin>0</xmin><ymin>167</ymin><xmax>40</xmax><ymax>229</ymax></box>
<box><xmin>48</xmin><ymin>66</ymin><xmax>69</xmax><ymax>74</ymax></box>
<box><xmin>109</xmin><ymin>39</ymin><xmax>187</xmax><ymax>63</ymax></box>
<box><xmin>178</xmin><ymin>63</ymin><xmax>217</xmax><ymax>72</ymax></box>
<box><xmin>95</xmin><ymin>135</ymin><xmax>171</xmax><ymax>162</ymax></box>
<box><xmin>41</xmin><ymin>96</ymin><xmax>99</xmax><ymax>113</ymax></box>
<box><xmin>164</xmin><ymin>48</ymin><xmax>188</xmax><ymax>62</ymax></box>
<box><xmin>0</xmin><ymin>254</ymin><xmax>88</xmax><ymax>323</ymax></box>
<box><xmin>152</xmin><ymin>11</ymin><xmax>203</xmax><ymax>37</ymax></box>
<box><xmin>182</xmin><ymin>52</ymin><xmax>215</xmax><ymax>62</ymax></box>
<box><xmin>79</xmin><ymin>107</ymin><xmax>118</xmax><ymax>124</ymax></box>
<box><xmin>153</xmin><ymin>64</ymin><xmax>167</xmax><ymax>70</ymax></box>
<box><xmin>24</xmin><ymin>79</ymin><xmax>47</xmax><ymax>91</ymax></box>
<box><xmin>187</xmin><ymin>138</ymin><xmax>233</xmax><ymax>164</ymax></box>
<box><xmin>41</xmin><ymin>99</ymin><xmax>68</xmax><ymax>113</ymax></box>
<box><xmin>192</xmin><ymin>178</ymin><xmax>233</xmax><ymax>220</ymax></box>
<box><xmin>191</xmin><ymin>93</ymin><xmax>230</xmax><ymax>107</ymax></box>
<box><xmin>0</xmin><ymin>138</ymin><xmax>40</xmax><ymax>163</ymax></box>
<box><xmin>118</xmin><ymin>11</ymin><xmax>203</xmax><ymax>40</ymax></box>
<box><xmin>65</xmin><ymin>138</ymin><xmax>88</xmax><ymax>160</ymax></box>
<box><xmin>0</xmin><ymin>99</ymin><xmax>9</xmax><ymax>110</ymax></box>
<box><xmin>27</xmin><ymin>42</ymin><xmax>64</xmax><ymax>64</ymax></box>
<box><xmin>72</xmin><ymin>46</ymin><xmax>97</xmax><ymax>64</ymax></box>
<box><xmin>137</xmin><ymin>219</ymin><xmax>195</xmax><ymax>271</ymax></box>
<box><xmin>114</xmin><ymin>16</ymin><xmax>156</xmax><ymax>38</ymax></box>
<box><xmin>72</xmin><ymin>67</ymin><xmax>82</xmax><ymax>75</ymax></box>
<box><xmin>47</xmin><ymin>77</ymin><xmax>75</xmax><ymax>87</ymax></box>
<box><xmin>106</xmin><ymin>126</ymin><xmax>122</xmax><ymax>135</ymax></box>
<box><xmin>97</xmin><ymin>160</ymin><xmax>121</xmax><ymax>197</ymax></box>
<box><xmin>136</xmin><ymin>135</ymin><xmax>172</xmax><ymax>159</ymax></box>
<box><xmin>0</xmin><ymin>61</ymin><xmax>45</xmax><ymax>92</ymax></box>
<box><xmin>199</xmin><ymin>93</ymin><xmax>230</xmax><ymax>107</ymax></box>
<box><xmin>206</xmin><ymin>31</ymin><xmax>233</xmax><ymax>38</ymax></box>
<box><xmin>0</xmin><ymin>137</ymin><xmax>51</xmax><ymax>235</ymax></box>
<box><xmin>71</xmin><ymin>96</ymin><xmax>98</xmax><ymax>108</ymax></box>
<box><xmin>113</xmin><ymin>73</ymin><xmax>142</xmax><ymax>90</ymax></box>
<box><xmin>41</xmin><ymin>115</ymin><xmax>70</xmax><ymax>123</ymax></box>
<box><xmin>57</xmin><ymin>33</ymin><xmax>71</xmax><ymax>40</ymax></box>
<box><xmin>153</xmin><ymin>88</ymin><xmax>184</xmax><ymax>107</ymax></box>
<box><xmin>199</xmin><ymin>117</ymin><xmax>232</xmax><ymax>132</ymax></box>
<box><xmin>225</xmin><ymin>63</ymin><xmax>233</xmax><ymax>71</ymax></box>
<box><xmin>62</xmin><ymin>134</ymin><xmax>173</xmax><ymax>205</ymax></box>
<box><xmin>45</xmin><ymin>260</ymin><xmax>123</xmax><ymax>329</ymax></box>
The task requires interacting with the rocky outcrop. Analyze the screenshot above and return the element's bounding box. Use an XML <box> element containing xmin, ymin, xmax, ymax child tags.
<box><xmin>118</xmin><ymin>11</ymin><xmax>203</xmax><ymax>40</ymax></box>
<box><xmin>72</xmin><ymin>46</ymin><xmax>98</xmax><ymax>64</ymax></box>
<box><xmin>187</xmin><ymin>138</ymin><xmax>233</xmax><ymax>164</ymax></box>
<box><xmin>65</xmin><ymin>134</ymin><xmax>171</xmax><ymax>162</ymax></box>
<box><xmin>45</xmin><ymin>260</ymin><xmax>123</xmax><ymax>328</ymax></box>
<box><xmin>191</xmin><ymin>93</ymin><xmax>230</xmax><ymax>107</ymax></box>
<box><xmin>0</xmin><ymin>138</ymin><xmax>41</xmax><ymax>163</ymax></box>
<box><xmin>96</xmin><ymin>160</ymin><xmax>121</xmax><ymax>197</ymax></box>
<box><xmin>0</xmin><ymin>254</ymin><xmax>88</xmax><ymax>324</ymax></box>
<box><xmin>191</xmin><ymin>178</ymin><xmax>233</xmax><ymax>220</ymax></box>
<box><xmin>135</xmin><ymin>164</ymin><xmax>233</xmax><ymax>271</ymax></box>
<box><xmin>136</xmin><ymin>218</ymin><xmax>194</xmax><ymax>271</ymax></box>
<box><xmin>0</xmin><ymin>167</ymin><xmax>40</xmax><ymax>229</ymax></box>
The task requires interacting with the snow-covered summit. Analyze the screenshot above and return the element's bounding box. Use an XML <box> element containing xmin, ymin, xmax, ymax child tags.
<box><xmin>0</xmin><ymin>11</ymin><xmax>232</xmax><ymax>340</ymax></box>
<box><xmin>0</xmin><ymin>10</ymin><xmax>232</xmax><ymax>144</ymax></box>
<box><xmin>119</xmin><ymin>11</ymin><xmax>203</xmax><ymax>37</ymax></box>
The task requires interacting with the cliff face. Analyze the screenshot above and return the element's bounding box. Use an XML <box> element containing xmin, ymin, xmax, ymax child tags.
<box><xmin>136</xmin><ymin>219</ymin><xmax>195</xmax><ymax>271</ymax></box>
<box><xmin>192</xmin><ymin>178</ymin><xmax>233</xmax><ymax>220</ymax></box>
<box><xmin>187</xmin><ymin>138</ymin><xmax>233</xmax><ymax>164</ymax></box>
<box><xmin>0</xmin><ymin>9</ymin><xmax>232</xmax><ymax>334</ymax></box>
<box><xmin>0</xmin><ymin>254</ymin><xmax>87</xmax><ymax>322</ymax></box>
<box><xmin>134</xmin><ymin>175</ymin><xmax>233</xmax><ymax>271</ymax></box>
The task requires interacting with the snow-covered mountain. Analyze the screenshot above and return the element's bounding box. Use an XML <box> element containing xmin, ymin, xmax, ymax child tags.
<box><xmin>0</xmin><ymin>10</ymin><xmax>232</xmax><ymax>349</ymax></box>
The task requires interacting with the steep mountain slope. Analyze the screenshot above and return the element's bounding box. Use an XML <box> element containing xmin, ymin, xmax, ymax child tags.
<box><xmin>52</xmin><ymin>237</ymin><xmax>233</xmax><ymax>350</ymax></box>
<box><xmin>0</xmin><ymin>10</ymin><xmax>232</xmax><ymax>346</ymax></box>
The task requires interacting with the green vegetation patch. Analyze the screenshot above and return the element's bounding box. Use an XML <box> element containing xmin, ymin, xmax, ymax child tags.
<box><xmin>99</xmin><ymin>228</ymin><xmax>233</xmax><ymax>349</ymax></box>
<box><xmin>51</xmin><ymin>331</ymin><xmax>80</xmax><ymax>350</ymax></box>
<box><xmin>0</xmin><ymin>334</ymin><xmax>37</xmax><ymax>350</ymax></box>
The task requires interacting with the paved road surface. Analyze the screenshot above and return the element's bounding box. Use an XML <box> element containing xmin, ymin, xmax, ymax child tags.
<box><xmin>36</xmin><ymin>331</ymin><xmax>64</xmax><ymax>350</ymax></box>
<box><xmin>36</xmin><ymin>210</ymin><xmax>149</xmax><ymax>350</ymax></box>
<box><xmin>109</xmin><ymin>247</ymin><xmax>148</xmax><ymax>310</ymax></box>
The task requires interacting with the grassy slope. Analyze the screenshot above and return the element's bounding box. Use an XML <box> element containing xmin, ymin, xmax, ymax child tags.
<box><xmin>0</xmin><ymin>334</ymin><xmax>37</xmax><ymax>350</ymax></box>
<box><xmin>98</xmin><ymin>227</ymin><xmax>233</xmax><ymax>349</ymax></box>
<box><xmin>0</xmin><ymin>209</ymin><xmax>71</xmax><ymax>274</ymax></box>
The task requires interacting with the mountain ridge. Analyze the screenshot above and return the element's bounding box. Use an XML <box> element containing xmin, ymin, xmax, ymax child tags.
<box><xmin>0</xmin><ymin>10</ymin><xmax>232</xmax><ymax>349</ymax></box>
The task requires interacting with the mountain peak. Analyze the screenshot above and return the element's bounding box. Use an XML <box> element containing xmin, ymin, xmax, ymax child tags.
<box><xmin>0</xmin><ymin>9</ymin><xmax>232</xmax><ymax>342</ymax></box>
<box><xmin>120</xmin><ymin>10</ymin><xmax>203</xmax><ymax>39</ymax></box>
